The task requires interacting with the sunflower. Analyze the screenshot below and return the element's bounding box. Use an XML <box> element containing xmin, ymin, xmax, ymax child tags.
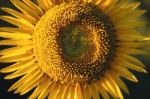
<box><xmin>0</xmin><ymin>0</ymin><xmax>150</xmax><ymax>99</ymax></box>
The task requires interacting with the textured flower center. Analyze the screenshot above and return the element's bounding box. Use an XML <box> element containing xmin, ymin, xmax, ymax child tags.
<box><xmin>34</xmin><ymin>1</ymin><xmax>116</xmax><ymax>84</ymax></box>
<box><xmin>60</xmin><ymin>26</ymin><xmax>89</xmax><ymax>59</ymax></box>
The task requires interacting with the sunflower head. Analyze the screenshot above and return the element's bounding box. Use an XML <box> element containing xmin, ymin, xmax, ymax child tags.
<box><xmin>34</xmin><ymin>1</ymin><xmax>116</xmax><ymax>84</ymax></box>
<box><xmin>0</xmin><ymin>0</ymin><xmax>150</xmax><ymax>99</ymax></box>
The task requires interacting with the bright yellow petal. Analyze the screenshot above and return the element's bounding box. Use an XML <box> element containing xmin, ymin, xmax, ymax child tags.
<box><xmin>0</xmin><ymin>53</ymin><xmax>33</xmax><ymax>63</ymax></box>
<box><xmin>28</xmin><ymin>76</ymin><xmax>48</xmax><ymax>99</ymax></box>
<box><xmin>0</xmin><ymin>32</ymin><xmax>32</xmax><ymax>39</ymax></box>
<box><xmin>48</xmin><ymin>82</ymin><xmax>60</xmax><ymax>99</ymax></box>
<box><xmin>14</xmin><ymin>68</ymin><xmax>42</xmax><ymax>94</ymax></box>
<box><xmin>20</xmin><ymin>73</ymin><xmax>45</xmax><ymax>95</ymax></box>
<box><xmin>61</xmin><ymin>84</ymin><xmax>70</xmax><ymax>99</ymax></box>
<box><xmin>104</xmin><ymin>0</ymin><xmax>122</xmax><ymax>14</ymax></box>
<box><xmin>101</xmin><ymin>79</ymin><xmax>117</xmax><ymax>98</ymax></box>
<box><xmin>38</xmin><ymin>80</ymin><xmax>55</xmax><ymax>99</ymax></box>
<box><xmin>0</xmin><ymin>46</ymin><xmax>32</xmax><ymax>55</ymax></box>
<box><xmin>121</xmin><ymin>54</ymin><xmax>145</xmax><ymax>68</ymax></box>
<box><xmin>0</xmin><ymin>16</ymin><xmax>34</xmax><ymax>29</ymax></box>
<box><xmin>95</xmin><ymin>0</ymin><xmax>102</xmax><ymax>5</ymax></box>
<box><xmin>22</xmin><ymin>0</ymin><xmax>43</xmax><ymax>15</ymax></box>
<box><xmin>37</xmin><ymin>0</ymin><xmax>53</xmax><ymax>11</ymax></box>
<box><xmin>97</xmin><ymin>83</ymin><xmax>110</xmax><ymax>99</ymax></box>
<box><xmin>110</xmin><ymin>72</ymin><xmax>129</xmax><ymax>94</ymax></box>
<box><xmin>106</xmin><ymin>73</ymin><xmax>124</xmax><ymax>99</ymax></box>
<box><xmin>8</xmin><ymin>65</ymin><xmax>38</xmax><ymax>91</ymax></box>
<box><xmin>68</xmin><ymin>85</ymin><xmax>75</xmax><ymax>99</ymax></box>
<box><xmin>113</xmin><ymin>66</ymin><xmax>138</xmax><ymax>83</ymax></box>
<box><xmin>74</xmin><ymin>83</ymin><xmax>83</xmax><ymax>99</ymax></box>
<box><xmin>117</xmin><ymin>58</ymin><xmax>147</xmax><ymax>73</ymax></box>
<box><xmin>0</xmin><ymin>58</ymin><xmax>35</xmax><ymax>73</ymax></box>
<box><xmin>0</xmin><ymin>27</ymin><xmax>32</xmax><ymax>34</ymax></box>
<box><xmin>4</xmin><ymin>63</ymin><xmax>37</xmax><ymax>79</ymax></box>
<box><xmin>1</xmin><ymin>7</ymin><xmax>36</xmax><ymax>24</ymax></box>
<box><xmin>10</xmin><ymin>0</ymin><xmax>40</xmax><ymax>20</ymax></box>
<box><xmin>0</xmin><ymin>39</ymin><xmax>32</xmax><ymax>46</ymax></box>
<box><xmin>0</xmin><ymin>46</ymin><xmax>32</xmax><ymax>59</ymax></box>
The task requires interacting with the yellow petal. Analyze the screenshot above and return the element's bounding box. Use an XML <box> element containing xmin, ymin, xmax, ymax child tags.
<box><xmin>101</xmin><ymin>79</ymin><xmax>117</xmax><ymax>98</ymax></box>
<box><xmin>37</xmin><ymin>0</ymin><xmax>53</xmax><ymax>11</ymax></box>
<box><xmin>103</xmin><ymin>79</ymin><xmax>118</xmax><ymax>98</ymax></box>
<box><xmin>116</xmin><ymin>20</ymin><xmax>146</xmax><ymax>29</ymax></box>
<box><xmin>117</xmin><ymin>29</ymin><xmax>139</xmax><ymax>34</ymax></box>
<box><xmin>0</xmin><ymin>46</ymin><xmax>32</xmax><ymax>59</ymax></box>
<box><xmin>74</xmin><ymin>83</ymin><xmax>83</xmax><ymax>99</ymax></box>
<box><xmin>91</xmin><ymin>83</ymin><xmax>100</xmax><ymax>99</ymax></box>
<box><xmin>117</xmin><ymin>58</ymin><xmax>147</xmax><ymax>73</ymax></box>
<box><xmin>117</xmin><ymin>42</ymin><xmax>147</xmax><ymax>48</ymax></box>
<box><xmin>83</xmin><ymin>0</ymin><xmax>87</xmax><ymax>2</ymax></box>
<box><xmin>112</xmin><ymin>7</ymin><xmax>145</xmax><ymax>22</ymax></box>
<box><xmin>117</xmin><ymin>29</ymin><xmax>145</xmax><ymax>42</ymax></box>
<box><xmin>106</xmin><ymin>73</ymin><xmax>124</xmax><ymax>99</ymax></box>
<box><xmin>0</xmin><ymin>58</ymin><xmax>35</xmax><ymax>73</ymax></box>
<box><xmin>68</xmin><ymin>85</ymin><xmax>75</xmax><ymax>99</ymax></box>
<box><xmin>100</xmin><ymin>0</ymin><xmax>115</xmax><ymax>10</ymax></box>
<box><xmin>0</xmin><ymin>53</ymin><xmax>33</xmax><ymax>63</ymax></box>
<box><xmin>97</xmin><ymin>83</ymin><xmax>110</xmax><ymax>99</ymax></box>
<box><xmin>83</xmin><ymin>84</ymin><xmax>92</xmax><ymax>99</ymax></box>
<box><xmin>8</xmin><ymin>65</ymin><xmax>38</xmax><ymax>91</ymax></box>
<box><xmin>108</xmin><ymin>0</ymin><xmax>130</xmax><ymax>16</ymax></box>
<box><xmin>111</xmin><ymin>2</ymin><xmax>144</xmax><ymax>20</ymax></box>
<box><xmin>20</xmin><ymin>73</ymin><xmax>45</xmax><ymax>95</ymax></box>
<box><xmin>1</xmin><ymin>7</ymin><xmax>36</xmax><ymax>24</ymax></box>
<box><xmin>14</xmin><ymin>69</ymin><xmax>42</xmax><ymax>94</ymax></box>
<box><xmin>10</xmin><ymin>0</ymin><xmax>40</xmax><ymax>20</ymax></box>
<box><xmin>22</xmin><ymin>0</ymin><xmax>43</xmax><ymax>15</ymax></box>
<box><xmin>61</xmin><ymin>84</ymin><xmax>70</xmax><ymax>99</ymax></box>
<box><xmin>28</xmin><ymin>76</ymin><xmax>48</xmax><ymax>99</ymax></box>
<box><xmin>95</xmin><ymin>0</ymin><xmax>102</xmax><ymax>5</ymax></box>
<box><xmin>0</xmin><ymin>45</ymin><xmax>32</xmax><ymax>55</ymax></box>
<box><xmin>110</xmin><ymin>72</ymin><xmax>129</xmax><ymax>94</ymax></box>
<box><xmin>126</xmin><ymin>2</ymin><xmax>141</xmax><ymax>9</ymax></box>
<box><xmin>38</xmin><ymin>80</ymin><xmax>55</xmax><ymax>99</ymax></box>
<box><xmin>117</xmin><ymin>47</ymin><xmax>149</xmax><ymax>55</ymax></box>
<box><xmin>0</xmin><ymin>32</ymin><xmax>32</xmax><ymax>39</ymax></box>
<box><xmin>4</xmin><ymin>63</ymin><xmax>37</xmax><ymax>79</ymax></box>
<box><xmin>55</xmin><ymin>84</ymin><xmax>65</xmax><ymax>99</ymax></box>
<box><xmin>87</xmin><ymin>0</ymin><xmax>92</xmax><ymax>3</ymax></box>
<box><xmin>0</xmin><ymin>16</ymin><xmax>34</xmax><ymax>29</ymax></box>
<box><xmin>48</xmin><ymin>83</ymin><xmax>60</xmax><ymax>99</ymax></box>
<box><xmin>0</xmin><ymin>39</ymin><xmax>32</xmax><ymax>46</ymax></box>
<box><xmin>104</xmin><ymin>0</ymin><xmax>121</xmax><ymax>14</ymax></box>
<box><xmin>116</xmin><ymin>10</ymin><xmax>146</xmax><ymax>23</ymax></box>
<box><xmin>113</xmin><ymin>66</ymin><xmax>138</xmax><ymax>83</ymax></box>
<box><xmin>121</xmin><ymin>54</ymin><xmax>145</xmax><ymax>68</ymax></box>
<box><xmin>0</xmin><ymin>27</ymin><xmax>32</xmax><ymax>34</ymax></box>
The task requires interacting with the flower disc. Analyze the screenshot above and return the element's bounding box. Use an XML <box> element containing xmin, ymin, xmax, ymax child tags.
<box><xmin>34</xmin><ymin>1</ymin><xmax>116</xmax><ymax>84</ymax></box>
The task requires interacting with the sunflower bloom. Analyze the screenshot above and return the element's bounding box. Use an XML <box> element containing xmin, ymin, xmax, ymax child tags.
<box><xmin>0</xmin><ymin>0</ymin><xmax>150</xmax><ymax>99</ymax></box>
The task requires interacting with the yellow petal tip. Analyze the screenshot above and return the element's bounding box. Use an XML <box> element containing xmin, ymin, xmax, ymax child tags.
<box><xmin>132</xmin><ymin>76</ymin><xmax>138</xmax><ymax>83</ymax></box>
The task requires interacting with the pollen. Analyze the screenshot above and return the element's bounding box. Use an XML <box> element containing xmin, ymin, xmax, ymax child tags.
<box><xmin>34</xmin><ymin>1</ymin><xmax>116</xmax><ymax>84</ymax></box>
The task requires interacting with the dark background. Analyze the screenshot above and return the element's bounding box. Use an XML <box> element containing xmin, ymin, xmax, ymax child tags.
<box><xmin>0</xmin><ymin>0</ymin><xmax>150</xmax><ymax>99</ymax></box>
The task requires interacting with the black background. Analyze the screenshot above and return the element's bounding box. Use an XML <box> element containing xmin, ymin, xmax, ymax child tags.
<box><xmin>0</xmin><ymin>0</ymin><xmax>150</xmax><ymax>99</ymax></box>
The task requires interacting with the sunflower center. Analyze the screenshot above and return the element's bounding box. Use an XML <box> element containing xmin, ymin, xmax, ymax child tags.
<box><xmin>34</xmin><ymin>1</ymin><xmax>116</xmax><ymax>84</ymax></box>
<box><xmin>61</xmin><ymin>26</ymin><xmax>88</xmax><ymax>59</ymax></box>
